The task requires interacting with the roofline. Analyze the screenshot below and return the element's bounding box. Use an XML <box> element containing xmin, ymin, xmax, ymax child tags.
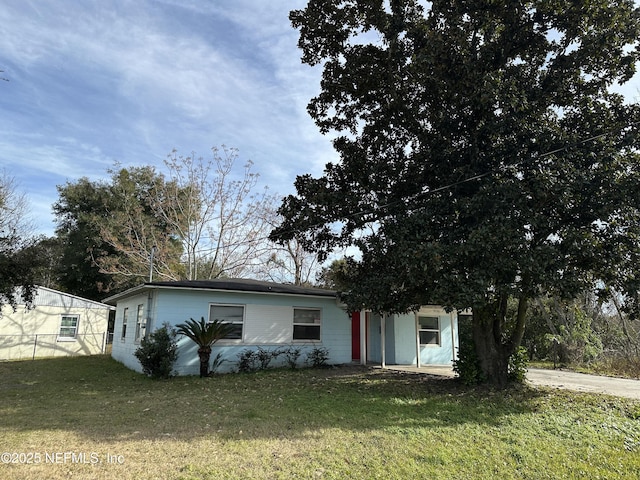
<box><xmin>102</xmin><ymin>280</ymin><xmax>337</xmax><ymax>305</ymax></box>
<box><xmin>102</xmin><ymin>284</ymin><xmax>148</xmax><ymax>305</ymax></box>
<box><xmin>36</xmin><ymin>285</ymin><xmax>115</xmax><ymax>310</ymax></box>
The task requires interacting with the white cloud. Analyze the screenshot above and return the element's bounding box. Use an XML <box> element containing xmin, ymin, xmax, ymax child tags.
<box><xmin>0</xmin><ymin>0</ymin><xmax>335</xmax><ymax>219</ymax></box>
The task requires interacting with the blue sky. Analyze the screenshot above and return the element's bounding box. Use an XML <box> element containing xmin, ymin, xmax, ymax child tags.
<box><xmin>1</xmin><ymin>1</ymin><xmax>639</xmax><ymax>238</ymax></box>
<box><xmin>0</xmin><ymin>0</ymin><xmax>334</xmax><ymax>236</ymax></box>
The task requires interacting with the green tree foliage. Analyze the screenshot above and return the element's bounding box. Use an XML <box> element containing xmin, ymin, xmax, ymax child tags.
<box><xmin>53</xmin><ymin>177</ymin><xmax>128</xmax><ymax>300</ymax></box>
<box><xmin>134</xmin><ymin>323</ymin><xmax>179</xmax><ymax>379</ymax></box>
<box><xmin>53</xmin><ymin>148</ymin><xmax>282</xmax><ymax>296</ymax></box>
<box><xmin>315</xmin><ymin>258</ymin><xmax>351</xmax><ymax>290</ymax></box>
<box><xmin>28</xmin><ymin>236</ymin><xmax>65</xmax><ymax>291</ymax></box>
<box><xmin>54</xmin><ymin>167</ymin><xmax>186</xmax><ymax>299</ymax></box>
<box><xmin>175</xmin><ymin>317</ymin><xmax>232</xmax><ymax>378</ymax></box>
<box><xmin>0</xmin><ymin>239</ymin><xmax>45</xmax><ymax>311</ymax></box>
<box><xmin>0</xmin><ymin>172</ymin><xmax>45</xmax><ymax>309</ymax></box>
<box><xmin>524</xmin><ymin>294</ymin><xmax>605</xmax><ymax>365</ymax></box>
<box><xmin>272</xmin><ymin>0</ymin><xmax>640</xmax><ymax>386</ymax></box>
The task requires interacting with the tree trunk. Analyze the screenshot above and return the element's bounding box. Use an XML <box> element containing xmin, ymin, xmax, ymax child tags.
<box><xmin>472</xmin><ymin>304</ymin><xmax>510</xmax><ymax>388</ymax></box>
<box><xmin>197</xmin><ymin>346</ymin><xmax>212</xmax><ymax>378</ymax></box>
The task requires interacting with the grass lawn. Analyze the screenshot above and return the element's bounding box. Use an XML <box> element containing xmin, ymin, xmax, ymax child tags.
<box><xmin>1</xmin><ymin>356</ymin><xmax>639</xmax><ymax>479</ymax></box>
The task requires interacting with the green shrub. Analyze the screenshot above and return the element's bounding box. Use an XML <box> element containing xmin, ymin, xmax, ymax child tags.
<box><xmin>284</xmin><ymin>346</ymin><xmax>302</xmax><ymax>369</ymax></box>
<box><xmin>237</xmin><ymin>349</ymin><xmax>258</xmax><ymax>373</ymax></box>
<box><xmin>210</xmin><ymin>352</ymin><xmax>226</xmax><ymax>374</ymax></box>
<box><xmin>306</xmin><ymin>347</ymin><xmax>330</xmax><ymax>368</ymax></box>
<box><xmin>508</xmin><ymin>346</ymin><xmax>528</xmax><ymax>383</ymax></box>
<box><xmin>134</xmin><ymin>323</ymin><xmax>178</xmax><ymax>379</ymax></box>
<box><xmin>256</xmin><ymin>347</ymin><xmax>282</xmax><ymax>370</ymax></box>
<box><xmin>452</xmin><ymin>341</ymin><xmax>485</xmax><ymax>386</ymax></box>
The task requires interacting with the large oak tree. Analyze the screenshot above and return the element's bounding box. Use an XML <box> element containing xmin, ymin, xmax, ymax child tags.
<box><xmin>271</xmin><ymin>0</ymin><xmax>640</xmax><ymax>386</ymax></box>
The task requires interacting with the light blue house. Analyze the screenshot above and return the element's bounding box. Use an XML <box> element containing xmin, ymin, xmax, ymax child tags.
<box><xmin>357</xmin><ymin>307</ymin><xmax>462</xmax><ymax>368</ymax></box>
<box><xmin>104</xmin><ymin>279</ymin><xmax>460</xmax><ymax>375</ymax></box>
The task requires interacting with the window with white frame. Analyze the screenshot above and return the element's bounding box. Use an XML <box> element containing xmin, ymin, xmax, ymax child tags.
<box><xmin>59</xmin><ymin>315</ymin><xmax>79</xmax><ymax>339</ymax></box>
<box><xmin>418</xmin><ymin>315</ymin><xmax>440</xmax><ymax>346</ymax></box>
<box><xmin>209</xmin><ymin>304</ymin><xmax>244</xmax><ymax>340</ymax></box>
<box><xmin>134</xmin><ymin>304</ymin><xmax>145</xmax><ymax>342</ymax></box>
<box><xmin>293</xmin><ymin>308</ymin><xmax>321</xmax><ymax>341</ymax></box>
<box><xmin>121</xmin><ymin>307</ymin><xmax>129</xmax><ymax>340</ymax></box>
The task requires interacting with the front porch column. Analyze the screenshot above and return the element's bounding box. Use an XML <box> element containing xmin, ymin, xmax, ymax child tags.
<box><xmin>415</xmin><ymin>313</ymin><xmax>421</xmax><ymax>368</ymax></box>
<box><xmin>359</xmin><ymin>310</ymin><xmax>367</xmax><ymax>366</ymax></box>
<box><xmin>381</xmin><ymin>313</ymin><xmax>386</xmax><ymax>368</ymax></box>
<box><xmin>450</xmin><ymin>312</ymin><xmax>457</xmax><ymax>362</ymax></box>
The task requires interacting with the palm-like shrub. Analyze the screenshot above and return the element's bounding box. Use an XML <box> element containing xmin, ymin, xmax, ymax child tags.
<box><xmin>175</xmin><ymin>317</ymin><xmax>232</xmax><ymax>377</ymax></box>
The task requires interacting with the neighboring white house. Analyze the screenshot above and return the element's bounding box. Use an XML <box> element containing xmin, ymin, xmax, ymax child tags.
<box><xmin>0</xmin><ymin>286</ymin><xmax>114</xmax><ymax>360</ymax></box>
<box><xmin>104</xmin><ymin>279</ymin><xmax>462</xmax><ymax>375</ymax></box>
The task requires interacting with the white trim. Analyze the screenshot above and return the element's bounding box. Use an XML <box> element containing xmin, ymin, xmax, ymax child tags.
<box><xmin>415</xmin><ymin>313</ymin><xmax>421</xmax><ymax>368</ymax></box>
<box><xmin>58</xmin><ymin>314</ymin><xmax>80</xmax><ymax>339</ymax></box>
<box><xmin>121</xmin><ymin>307</ymin><xmax>129</xmax><ymax>341</ymax></box>
<box><xmin>381</xmin><ymin>313</ymin><xmax>386</xmax><ymax>368</ymax></box>
<box><xmin>450</xmin><ymin>312</ymin><xmax>457</xmax><ymax>361</ymax></box>
<box><xmin>134</xmin><ymin>303</ymin><xmax>145</xmax><ymax>343</ymax></box>
<box><xmin>292</xmin><ymin>307</ymin><xmax>322</xmax><ymax>342</ymax></box>
<box><xmin>105</xmin><ymin>284</ymin><xmax>335</xmax><ymax>304</ymax></box>
<box><xmin>417</xmin><ymin>314</ymin><xmax>441</xmax><ymax>347</ymax></box>
<box><xmin>209</xmin><ymin>303</ymin><xmax>246</xmax><ymax>343</ymax></box>
<box><xmin>359</xmin><ymin>310</ymin><xmax>366</xmax><ymax>366</ymax></box>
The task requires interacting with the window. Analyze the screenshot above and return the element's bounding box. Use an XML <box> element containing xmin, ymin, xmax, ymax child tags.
<box><xmin>59</xmin><ymin>315</ymin><xmax>79</xmax><ymax>339</ymax></box>
<box><xmin>121</xmin><ymin>307</ymin><xmax>129</xmax><ymax>340</ymax></box>
<box><xmin>293</xmin><ymin>308</ymin><xmax>321</xmax><ymax>341</ymax></box>
<box><xmin>135</xmin><ymin>304</ymin><xmax>145</xmax><ymax>342</ymax></box>
<box><xmin>209</xmin><ymin>304</ymin><xmax>244</xmax><ymax>340</ymax></box>
<box><xmin>418</xmin><ymin>315</ymin><xmax>440</xmax><ymax>346</ymax></box>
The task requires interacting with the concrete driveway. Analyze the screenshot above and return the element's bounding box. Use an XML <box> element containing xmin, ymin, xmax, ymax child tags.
<box><xmin>385</xmin><ymin>365</ymin><xmax>640</xmax><ymax>400</ymax></box>
<box><xmin>526</xmin><ymin>368</ymin><xmax>640</xmax><ymax>400</ymax></box>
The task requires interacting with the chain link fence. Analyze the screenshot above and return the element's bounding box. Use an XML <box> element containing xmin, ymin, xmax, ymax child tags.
<box><xmin>0</xmin><ymin>333</ymin><xmax>108</xmax><ymax>361</ymax></box>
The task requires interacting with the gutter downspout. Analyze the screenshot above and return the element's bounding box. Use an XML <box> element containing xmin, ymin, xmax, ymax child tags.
<box><xmin>145</xmin><ymin>290</ymin><xmax>154</xmax><ymax>340</ymax></box>
<box><xmin>149</xmin><ymin>245</ymin><xmax>156</xmax><ymax>282</ymax></box>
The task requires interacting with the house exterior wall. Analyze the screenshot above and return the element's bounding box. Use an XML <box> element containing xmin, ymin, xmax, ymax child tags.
<box><xmin>393</xmin><ymin>309</ymin><xmax>458</xmax><ymax>365</ymax></box>
<box><xmin>365</xmin><ymin>307</ymin><xmax>459</xmax><ymax>367</ymax></box>
<box><xmin>419</xmin><ymin>310</ymin><xmax>458</xmax><ymax>365</ymax></box>
<box><xmin>367</xmin><ymin>313</ymin><xmax>382</xmax><ymax>363</ymax></box>
<box><xmin>111</xmin><ymin>287</ymin><xmax>352</xmax><ymax>375</ymax></box>
<box><xmin>0</xmin><ymin>288</ymin><xmax>111</xmax><ymax>360</ymax></box>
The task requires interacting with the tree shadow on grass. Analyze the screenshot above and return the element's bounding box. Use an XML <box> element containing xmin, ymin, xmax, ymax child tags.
<box><xmin>0</xmin><ymin>356</ymin><xmax>550</xmax><ymax>444</ymax></box>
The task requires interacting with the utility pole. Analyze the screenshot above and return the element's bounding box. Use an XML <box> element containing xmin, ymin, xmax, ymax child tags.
<box><xmin>149</xmin><ymin>245</ymin><xmax>157</xmax><ymax>282</ymax></box>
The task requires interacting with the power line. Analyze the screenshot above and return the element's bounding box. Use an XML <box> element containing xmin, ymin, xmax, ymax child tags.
<box><xmin>175</xmin><ymin>119</ymin><xmax>640</xmax><ymax>254</ymax></box>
